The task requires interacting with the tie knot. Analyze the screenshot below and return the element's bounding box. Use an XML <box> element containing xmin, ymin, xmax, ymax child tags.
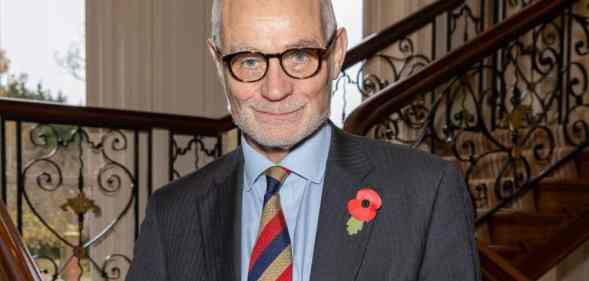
<box><xmin>265</xmin><ymin>166</ymin><xmax>289</xmax><ymax>184</ymax></box>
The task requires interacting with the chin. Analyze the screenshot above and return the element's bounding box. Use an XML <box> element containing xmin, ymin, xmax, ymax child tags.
<box><xmin>234</xmin><ymin>109</ymin><xmax>329</xmax><ymax>149</ymax></box>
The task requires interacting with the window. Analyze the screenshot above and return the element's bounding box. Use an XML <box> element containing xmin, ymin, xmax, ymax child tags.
<box><xmin>330</xmin><ymin>0</ymin><xmax>363</xmax><ymax>127</ymax></box>
<box><xmin>0</xmin><ymin>0</ymin><xmax>85</xmax><ymax>105</ymax></box>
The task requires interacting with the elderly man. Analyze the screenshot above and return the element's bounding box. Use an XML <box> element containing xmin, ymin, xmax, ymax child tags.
<box><xmin>126</xmin><ymin>0</ymin><xmax>481</xmax><ymax>280</ymax></box>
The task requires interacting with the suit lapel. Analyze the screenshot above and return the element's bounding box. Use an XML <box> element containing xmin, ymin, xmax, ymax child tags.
<box><xmin>195</xmin><ymin>150</ymin><xmax>243</xmax><ymax>281</ymax></box>
<box><xmin>310</xmin><ymin>125</ymin><xmax>376</xmax><ymax>281</ymax></box>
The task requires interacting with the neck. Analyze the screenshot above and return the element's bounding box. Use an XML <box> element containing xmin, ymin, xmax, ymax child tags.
<box><xmin>244</xmin><ymin>136</ymin><xmax>290</xmax><ymax>163</ymax></box>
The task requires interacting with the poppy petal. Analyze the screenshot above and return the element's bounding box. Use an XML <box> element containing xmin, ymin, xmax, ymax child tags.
<box><xmin>347</xmin><ymin>199</ymin><xmax>362</xmax><ymax>214</ymax></box>
<box><xmin>357</xmin><ymin>188</ymin><xmax>382</xmax><ymax>209</ymax></box>
<box><xmin>348</xmin><ymin>200</ymin><xmax>376</xmax><ymax>221</ymax></box>
<box><xmin>355</xmin><ymin>208</ymin><xmax>376</xmax><ymax>221</ymax></box>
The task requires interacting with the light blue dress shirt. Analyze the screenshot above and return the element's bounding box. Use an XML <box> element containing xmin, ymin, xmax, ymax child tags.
<box><xmin>240</xmin><ymin>124</ymin><xmax>331</xmax><ymax>281</ymax></box>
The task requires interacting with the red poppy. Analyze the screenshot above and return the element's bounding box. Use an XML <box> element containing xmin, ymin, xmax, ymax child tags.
<box><xmin>347</xmin><ymin>188</ymin><xmax>382</xmax><ymax>222</ymax></box>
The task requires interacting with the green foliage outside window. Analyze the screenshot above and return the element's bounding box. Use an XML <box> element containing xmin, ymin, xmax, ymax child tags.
<box><xmin>0</xmin><ymin>49</ymin><xmax>67</xmax><ymax>103</ymax></box>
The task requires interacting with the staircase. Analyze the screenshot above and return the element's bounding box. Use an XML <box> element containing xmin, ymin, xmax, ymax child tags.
<box><xmin>1</xmin><ymin>0</ymin><xmax>589</xmax><ymax>280</ymax></box>
<box><xmin>340</xmin><ymin>0</ymin><xmax>589</xmax><ymax>280</ymax></box>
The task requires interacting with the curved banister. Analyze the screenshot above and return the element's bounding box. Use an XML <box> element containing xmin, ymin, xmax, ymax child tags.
<box><xmin>342</xmin><ymin>0</ymin><xmax>464</xmax><ymax>70</ymax></box>
<box><xmin>0</xmin><ymin>201</ymin><xmax>43</xmax><ymax>281</ymax></box>
<box><xmin>0</xmin><ymin>97</ymin><xmax>234</xmax><ymax>136</ymax></box>
<box><xmin>343</xmin><ymin>0</ymin><xmax>576</xmax><ymax>135</ymax></box>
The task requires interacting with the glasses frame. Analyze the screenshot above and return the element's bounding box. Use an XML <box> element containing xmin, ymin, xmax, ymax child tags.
<box><xmin>214</xmin><ymin>30</ymin><xmax>339</xmax><ymax>83</ymax></box>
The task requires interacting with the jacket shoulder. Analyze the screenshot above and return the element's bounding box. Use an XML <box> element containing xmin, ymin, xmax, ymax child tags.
<box><xmin>148</xmin><ymin>148</ymin><xmax>241</xmax><ymax>208</ymax></box>
<box><xmin>339</xmin><ymin>131</ymin><xmax>460</xmax><ymax>200</ymax></box>
<box><xmin>341</xmin><ymin>131</ymin><xmax>451</xmax><ymax>174</ymax></box>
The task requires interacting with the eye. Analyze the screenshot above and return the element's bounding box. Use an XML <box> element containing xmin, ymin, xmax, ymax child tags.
<box><xmin>289</xmin><ymin>50</ymin><xmax>311</xmax><ymax>64</ymax></box>
<box><xmin>231</xmin><ymin>53</ymin><xmax>265</xmax><ymax>70</ymax></box>
<box><xmin>240</xmin><ymin>57</ymin><xmax>261</xmax><ymax>68</ymax></box>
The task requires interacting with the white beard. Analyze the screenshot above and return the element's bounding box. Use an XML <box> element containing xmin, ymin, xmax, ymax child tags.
<box><xmin>232</xmin><ymin>102</ymin><xmax>330</xmax><ymax>149</ymax></box>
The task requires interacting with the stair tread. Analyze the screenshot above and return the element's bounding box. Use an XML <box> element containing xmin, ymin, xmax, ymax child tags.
<box><xmin>490</xmin><ymin>211</ymin><xmax>568</xmax><ymax>224</ymax></box>
<box><xmin>513</xmin><ymin>209</ymin><xmax>589</xmax><ymax>280</ymax></box>
<box><xmin>536</xmin><ymin>180</ymin><xmax>589</xmax><ymax>190</ymax></box>
<box><xmin>483</xmin><ymin>243</ymin><xmax>526</xmax><ymax>253</ymax></box>
<box><xmin>535</xmin><ymin>181</ymin><xmax>589</xmax><ymax>214</ymax></box>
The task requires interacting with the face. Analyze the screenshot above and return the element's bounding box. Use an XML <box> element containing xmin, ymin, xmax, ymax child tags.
<box><xmin>209</xmin><ymin>0</ymin><xmax>347</xmax><ymax>150</ymax></box>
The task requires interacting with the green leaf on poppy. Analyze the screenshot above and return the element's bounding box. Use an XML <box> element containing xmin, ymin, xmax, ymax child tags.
<box><xmin>346</xmin><ymin>217</ymin><xmax>364</xmax><ymax>236</ymax></box>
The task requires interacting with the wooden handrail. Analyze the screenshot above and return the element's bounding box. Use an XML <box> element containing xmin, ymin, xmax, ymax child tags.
<box><xmin>342</xmin><ymin>0</ymin><xmax>464</xmax><ymax>70</ymax></box>
<box><xmin>343</xmin><ymin>0</ymin><xmax>576</xmax><ymax>135</ymax></box>
<box><xmin>0</xmin><ymin>201</ymin><xmax>43</xmax><ymax>281</ymax></box>
<box><xmin>478</xmin><ymin>243</ymin><xmax>533</xmax><ymax>281</ymax></box>
<box><xmin>0</xmin><ymin>97</ymin><xmax>234</xmax><ymax>136</ymax></box>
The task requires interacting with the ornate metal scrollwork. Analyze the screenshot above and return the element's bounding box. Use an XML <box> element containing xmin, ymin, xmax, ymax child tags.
<box><xmin>100</xmin><ymin>254</ymin><xmax>132</xmax><ymax>280</ymax></box>
<box><xmin>17</xmin><ymin>125</ymin><xmax>138</xmax><ymax>281</ymax></box>
<box><xmin>170</xmin><ymin>134</ymin><xmax>222</xmax><ymax>180</ymax></box>
<box><xmin>370</xmin><ymin>6</ymin><xmax>589</xmax><ymax>214</ymax></box>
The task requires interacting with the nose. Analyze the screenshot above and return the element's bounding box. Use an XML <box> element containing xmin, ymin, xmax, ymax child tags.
<box><xmin>261</xmin><ymin>58</ymin><xmax>293</xmax><ymax>101</ymax></box>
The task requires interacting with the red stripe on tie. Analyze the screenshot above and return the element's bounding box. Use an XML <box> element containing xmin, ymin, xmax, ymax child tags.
<box><xmin>276</xmin><ymin>263</ymin><xmax>293</xmax><ymax>281</ymax></box>
<box><xmin>248</xmin><ymin>211</ymin><xmax>287</xmax><ymax>270</ymax></box>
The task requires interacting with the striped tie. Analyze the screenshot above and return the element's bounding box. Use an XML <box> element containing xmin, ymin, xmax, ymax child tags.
<box><xmin>248</xmin><ymin>166</ymin><xmax>293</xmax><ymax>281</ymax></box>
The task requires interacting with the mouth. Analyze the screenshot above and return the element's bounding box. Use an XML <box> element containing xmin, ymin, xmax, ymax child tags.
<box><xmin>251</xmin><ymin>106</ymin><xmax>305</xmax><ymax>123</ymax></box>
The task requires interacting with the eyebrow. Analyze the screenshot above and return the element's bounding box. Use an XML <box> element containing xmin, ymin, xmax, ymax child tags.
<box><xmin>227</xmin><ymin>38</ymin><xmax>323</xmax><ymax>54</ymax></box>
<box><xmin>284</xmin><ymin>39</ymin><xmax>322</xmax><ymax>49</ymax></box>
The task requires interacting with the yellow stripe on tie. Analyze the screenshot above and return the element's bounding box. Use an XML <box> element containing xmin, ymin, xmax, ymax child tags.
<box><xmin>259</xmin><ymin>247</ymin><xmax>292</xmax><ymax>281</ymax></box>
<box><xmin>258</xmin><ymin>195</ymin><xmax>280</xmax><ymax>234</ymax></box>
<box><xmin>265</xmin><ymin>166</ymin><xmax>289</xmax><ymax>183</ymax></box>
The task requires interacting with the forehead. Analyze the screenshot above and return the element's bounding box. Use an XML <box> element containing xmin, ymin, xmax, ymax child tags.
<box><xmin>222</xmin><ymin>0</ymin><xmax>323</xmax><ymax>52</ymax></box>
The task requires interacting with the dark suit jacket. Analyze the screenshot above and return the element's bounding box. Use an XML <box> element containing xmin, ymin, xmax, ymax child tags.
<box><xmin>126</xmin><ymin>125</ymin><xmax>481</xmax><ymax>281</ymax></box>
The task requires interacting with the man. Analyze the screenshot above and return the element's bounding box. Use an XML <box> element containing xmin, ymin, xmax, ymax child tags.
<box><xmin>126</xmin><ymin>0</ymin><xmax>481</xmax><ymax>280</ymax></box>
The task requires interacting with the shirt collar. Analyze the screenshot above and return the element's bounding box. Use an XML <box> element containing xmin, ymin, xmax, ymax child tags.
<box><xmin>241</xmin><ymin>122</ymin><xmax>332</xmax><ymax>190</ymax></box>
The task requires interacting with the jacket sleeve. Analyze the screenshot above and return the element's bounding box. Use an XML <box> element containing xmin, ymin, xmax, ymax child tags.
<box><xmin>126</xmin><ymin>195</ymin><xmax>167</xmax><ymax>281</ymax></box>
<box><xmin>418</xmin><ymin>163</ymin><xmax>482</xmax><ymax>281</ymax></box>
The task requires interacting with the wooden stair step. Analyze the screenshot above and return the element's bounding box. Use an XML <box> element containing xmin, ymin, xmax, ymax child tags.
<box><xmin>478</xmin><ymin>242</ymin><xmax>533</xmax><ymax>281</ymax></box>
<box><xmin>514</xmin><ymin>209</ymin><xmax>589</xmax><ymax>280</ymax></box>
<box><xmin>487</xmin><ymin>212</ymin><xmax>569</xmax><ymax>246</ymax></box>
<box><xmin>535</xmin><ymin>180</ymin><xmax>589</xmax><ymax>214</ymax></box>
<box><xmin>484</xmin><ymin>243</ymin><xmax>528</xmax><ymax>260</ymax></box>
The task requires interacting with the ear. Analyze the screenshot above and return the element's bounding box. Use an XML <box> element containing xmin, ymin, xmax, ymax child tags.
<box><xmin>207</xmin><ymin>38</ymin><xmax>232</xmax><ymax>113</ymax></box>
<box><xmin>207</xmin><ymin>38</ymin><xmax>225</xmax><ymax>80</ymax></box>
<box><xmin>329</xmin><ymin>27</ymin><xmax>348</xmax><ymax>80</ymax></box>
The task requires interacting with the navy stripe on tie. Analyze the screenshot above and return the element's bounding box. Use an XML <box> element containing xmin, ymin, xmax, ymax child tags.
<box><xmin>263</xmin><ymin>177</ymin><xmax>282</xmax><ymax>204</ymax></box>
<box><xmin>248</xmin><ymin>226</ymin><xmax>291</xmax><ymax>281</ymax></box>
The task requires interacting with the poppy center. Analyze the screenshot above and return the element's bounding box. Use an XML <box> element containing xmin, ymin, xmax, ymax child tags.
<box><xmin>361</xmin><ymin>199</ymin><xmax>371</xmax><ymax>208</ymax></box>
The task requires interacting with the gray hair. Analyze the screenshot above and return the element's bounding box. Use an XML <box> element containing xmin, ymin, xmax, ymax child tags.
<box><xmin>211</xmin><ymin>0</ymin><xmax>337</xmax><ymax>49</ymax></box>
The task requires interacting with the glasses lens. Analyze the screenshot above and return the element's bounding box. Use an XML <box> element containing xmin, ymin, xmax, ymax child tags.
<box><xmin>229</xmin><ymin>52</ymin><xmax>267</xmax><ymax>82</ymax></box>
<box><xmin>281</xmin><ymin>49</ymin><xmax>321</xmax><ymax>79</ymax></box>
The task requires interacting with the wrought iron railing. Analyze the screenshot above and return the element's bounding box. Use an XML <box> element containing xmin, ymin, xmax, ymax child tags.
<box><xmin>344</xmin><ymin>0</ymin><xmax>589</xmax><ymax>225</ymax></box>
<box><xmin>337</xmin><ymin>0</ymin><xmax>559</xmax><ymax>122</ymax></box>
<box><xmin>0</xmin><ymin>98</ymin><xmax>235</xmax><ymax>280</ymax></box>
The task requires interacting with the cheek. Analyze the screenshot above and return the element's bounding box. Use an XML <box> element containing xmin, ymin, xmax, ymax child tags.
<box><xmin>296</xmin><ymin>70</ymin><xmax>330</xmax><ymax>110</ymax></box>
<box><xmin>226</xmin><ymin>80</ymin><xmax>260</xmax><ymax>107</ymax></box>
